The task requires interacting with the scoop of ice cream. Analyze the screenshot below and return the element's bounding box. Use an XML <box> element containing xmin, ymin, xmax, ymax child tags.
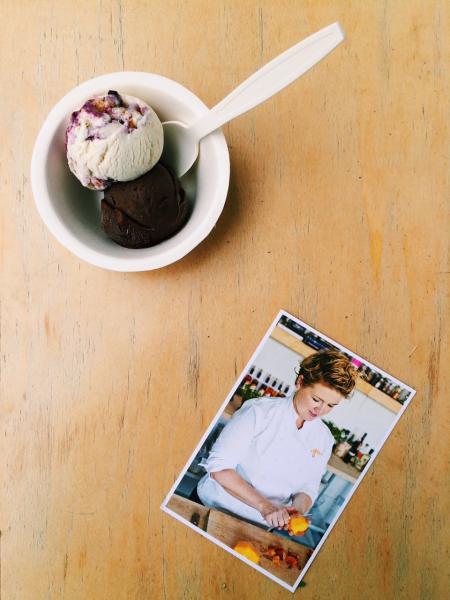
<box><xmin>100</xmin><ymin>163</ymin><xmax>189</xmax><ymax>248</ymax></box>
<box><xmin>66</xmin><ymin>90</ymin><xmax>163</xmax><ymax>190</ymax></box>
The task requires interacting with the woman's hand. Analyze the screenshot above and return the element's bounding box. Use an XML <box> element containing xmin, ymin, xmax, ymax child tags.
<box><xmin>259</xmin><ymin>503</ymin><xmax>297</xmax><ymax>528</ymax></box>
<box><xmin>291</xmin><ymin>492</ymin><xmax>313</xmax><ymax>515</ymax></box>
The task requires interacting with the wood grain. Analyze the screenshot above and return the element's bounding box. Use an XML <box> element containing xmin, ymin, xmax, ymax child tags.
<box><xmin>0</xmin><ymin>1</ymin><xmax>449</xmax><ymax>599</ymax></box>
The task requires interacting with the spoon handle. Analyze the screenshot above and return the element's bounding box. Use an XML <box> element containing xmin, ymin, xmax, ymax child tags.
<box><xmin>189</xmin><ymin>22</ymin><xmax>344</xmax><ymax>141</ymax></box>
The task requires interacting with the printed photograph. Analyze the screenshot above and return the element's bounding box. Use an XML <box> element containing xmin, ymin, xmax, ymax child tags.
<box><xmin>161</xmin><ymin>310</ymin><xmax>416</xmax><ymax>591</ymax></box>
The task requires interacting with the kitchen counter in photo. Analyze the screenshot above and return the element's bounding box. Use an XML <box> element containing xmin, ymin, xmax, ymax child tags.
<box><xmin>326</xmin><ymin>453</ymin><xmax>359</xmax><ymax>484</ymax></box>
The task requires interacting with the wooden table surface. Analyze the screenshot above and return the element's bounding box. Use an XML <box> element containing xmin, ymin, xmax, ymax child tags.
<box><xmin>1</xmin><ymin>1</ymin><xmax>448</xmax><ymax>599</ymax></box>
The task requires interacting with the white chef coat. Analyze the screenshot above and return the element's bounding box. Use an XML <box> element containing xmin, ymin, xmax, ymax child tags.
<box><xmin>197</xmin><ymin>395</ymin><xmax>334</xmax><ymax>525</ymax></box>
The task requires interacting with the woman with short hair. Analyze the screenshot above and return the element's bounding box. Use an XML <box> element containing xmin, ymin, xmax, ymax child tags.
<box><xmin>197</xmin><ymin>350</ymin><xmax>357</xmax><ymax>529</ymax></box>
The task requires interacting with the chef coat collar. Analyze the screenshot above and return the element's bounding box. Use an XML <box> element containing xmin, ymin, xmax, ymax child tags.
<box><xmin>288</xmin><ymin>393</ymin><xmax>312</xmax><ymax>431</ymax></box>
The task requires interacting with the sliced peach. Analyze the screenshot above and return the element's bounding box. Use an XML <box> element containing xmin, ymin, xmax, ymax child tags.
<box><xmin>233</xmin><ymin>541</ymin><xmax>261</xmax><ymax>564</ymax></box>
<box><xmin>288</xmin><ymin>515</ymin><xmax>310</xmax><ymax>536</ymax></box>
<box><xmin>285</xmin><ymin>555</ymin><xmax>298</xmax><ymax>569</ymax></box>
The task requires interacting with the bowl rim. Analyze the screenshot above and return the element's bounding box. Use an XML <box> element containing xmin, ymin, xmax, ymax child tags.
<box><xmin>31</xmin><ymin>71</ymin><xmax>230</xmax><ymax>272</ymax></box>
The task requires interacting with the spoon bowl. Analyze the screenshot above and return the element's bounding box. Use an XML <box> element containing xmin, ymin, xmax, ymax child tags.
<box><xmin>161</xmin><ymin>120</ymin><xmax>200</xmax><ymax>177</ymax></box>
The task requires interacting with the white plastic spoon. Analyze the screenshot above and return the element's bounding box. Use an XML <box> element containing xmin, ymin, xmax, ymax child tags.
<box><xmin>162</xmin><ymin>22</ymin><xmax>344</xmax><ymax>177</ymax></box>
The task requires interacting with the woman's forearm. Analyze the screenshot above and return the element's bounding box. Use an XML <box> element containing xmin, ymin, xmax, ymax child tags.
<box><xmin>211</xmin><ymin>469</ymin><xmax>272</xmax><ymax>514</ymax></box>
<box><xmin>211</xmin><ymin>469</ymin><xmax>298</xmax><ymax>528</ymax></box>
<box><xmin>292</xmin><ymin>492</ymin><xmax>313</xmax><ymax>514</ymax></box>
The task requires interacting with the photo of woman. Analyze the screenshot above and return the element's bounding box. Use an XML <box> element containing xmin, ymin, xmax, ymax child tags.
<box><xmin>197</xmin><ymin>350</ymin><xmax>357</xmax><ymax>530</ymax></box>
<box><xmin>162</xmin><ymin>311</ymin><xmax>415</xmax><ymax>590</ymax></box>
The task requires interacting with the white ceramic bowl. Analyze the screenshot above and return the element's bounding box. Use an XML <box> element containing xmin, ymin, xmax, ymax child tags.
<box><xmin>31</xmin><ymin>72</ymin><xmax>230</xmax><ymax>271</ymax></box>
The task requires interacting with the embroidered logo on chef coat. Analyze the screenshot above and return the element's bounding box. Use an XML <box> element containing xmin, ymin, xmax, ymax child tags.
<box><xmin>310</xmin><ymin>449</ymin><xmax>323</xmax><ymax>458</ymax></box>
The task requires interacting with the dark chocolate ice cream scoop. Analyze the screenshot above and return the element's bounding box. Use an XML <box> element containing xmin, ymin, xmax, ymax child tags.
<box><xmin>101</xmin><ymin>163</ymin><xmax>189</xmax><ymax>248</ymax></box>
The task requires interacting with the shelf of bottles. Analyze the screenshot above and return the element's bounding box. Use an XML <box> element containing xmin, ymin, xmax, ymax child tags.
<box><xmin>236</xmin><ymin>365</ymin><xmax>293</xmax><ymax>403</ymax></box>
<box><xmin>324</xmin><ymin>421</ymin><xmax>374</xmax><ymax>474</ymax></box>
<box><xmin>273</xmin><ymin>316</ymin><xmax>411</xmax><ymax>414</ymax></box>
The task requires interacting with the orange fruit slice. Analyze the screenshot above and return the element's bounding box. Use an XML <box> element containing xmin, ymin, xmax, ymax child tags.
<box><xmin>233</xmin><ymin>541</ymin><xmax>261</xmax><ymax>564</ymax></box>
<box><xmin>288</xmin><ymin>515</ymin><xmax>310</xmax><ymax>536</ymax></box>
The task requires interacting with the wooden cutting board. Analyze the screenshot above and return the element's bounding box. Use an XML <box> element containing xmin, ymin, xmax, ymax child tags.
<box><xmin>166</xmin><ymin>494</ymin><xmax>210</xmax><ymax>531</ymax></box>
<box><xmin>206</xmin><ymin>509</ymin><xmax>312</xmax><ymax>586</ymax></box>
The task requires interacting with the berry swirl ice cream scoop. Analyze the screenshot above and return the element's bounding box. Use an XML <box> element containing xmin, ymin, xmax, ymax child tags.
<box><xmin>66</xmin><ymin>90</ymin><xmax>163</xmax><ymax>190</ymax></box>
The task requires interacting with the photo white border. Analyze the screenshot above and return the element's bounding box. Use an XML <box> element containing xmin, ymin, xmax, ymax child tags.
<box><xmin>161</xmin><ymin>309</ymin><xmax>417</xmax><ymax>592</ymax></box>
